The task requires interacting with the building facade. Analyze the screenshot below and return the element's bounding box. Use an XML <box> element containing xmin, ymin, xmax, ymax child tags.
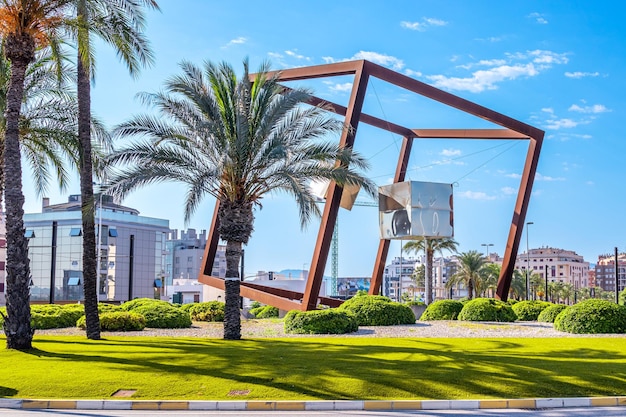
<box><xmin>382</xmin><ymin>256</ymin><xmax>419</xmax><ymax>301</ymax></box>
<box><xmin>24</xmin><ymin>195</ymin><xmax>170</xmax><ymax>303</ymax></box>
<box><xmin>515</xmin><ymin>247</ymin><xmax>590</xmax><ymax>289</ymax></box>
<box><xmin>595</xmin><ymin>253</ymin><xmax>626</xmax><ymax>292</ymax></box>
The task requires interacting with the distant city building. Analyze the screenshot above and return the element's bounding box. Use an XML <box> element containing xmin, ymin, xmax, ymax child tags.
<box><xmin>382</xmin><ymin>256</ymin><xmax>419</xmax><ymax>301</ymax></box>
<box><xmin>515</xmin><ymin>247</ymin><xmax>590</xmax><ymax>289</ymax></box>
<box><xmin>23</xmin><ymin>195</ymin><xmax>170</xmax><ymax>303</ymax></box>
<box><xmin>336</xmin><ymin>276</ymin><xmax>370</xmax><ymax>298</ymax></box>
<box><xmin>594</xmin><ymin>253</ymin><xmax>626</xmax><ymax>292</ymax></box>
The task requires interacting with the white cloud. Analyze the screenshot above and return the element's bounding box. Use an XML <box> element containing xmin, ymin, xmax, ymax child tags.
<box><xmin>268</xmin><ymin>52</ymin><xmax>283</xmax><ymax>59</ymax></box>
<box><xmin>501</xmin><ymin>186</ymin><xmax>517</xmax><ymax>195</ymax></box>
<box><xmin>401</xmin><ymin>17</ymin><xmax>448</xmax><ymax>31</ymax></box>
<box><xmin>535</xmin><ymin>173</ymin><xmax>565</xmax><ymax>181</ymax></box>
<box><xmin>428</xmin><ymin>63</ymin><xmax>539</xmax><ymax>93</ymax></box>
<box><xmin>328</xmin><ymin>82</ymin><xmax>353</xmax><ymax>93</ymax></box>
<box><xmin>506</xmin><ymin>173</ymin><xmax>521</xmax><ymax>179</ymax></box>
<box><xmin>322</xmin><ymin>56</ymin><xmax>335</xmax><ymax>64</ymax></box>
<box><xmin>404</xmin><ymin>68</ymin><xmax>423</xmax><ymax>77</ymax></box>
<box><xmin>565</xmin><ymin>71</ymin><xmax>600</xmax><ymax>79</ymax></box>
<box><xmin>285</xmin><ymin>49</ymin><xmax>311</xmax><ymax>61</ymax></box>
<box><xmin>441</xmin><ymin>148</ymin><xmax>461</xmax><ymax>157</ymax></box>
<box><xmin>544</xmin><ymin>117</ymin><xmax>591</xmax><ymax>130</ymax></box>
<box><xmin>541</xmin><ymin>107</ymin><xmax>554</xmax><ymax>114</ymax></box>
<box><xmin>568</xmin><ymin>104</ymin><xmax>611</xmax><ymax>114</ymax></box>
<box><xmin>458</xmin><ymin>191</ymin><xmax>496</xmax><ymax>200</ymax></box>
<box><xmin>528</xmin><ymin>12</ymin><xmax>548</xmax><ymax>24</ymax></box>
<box><xmin>350</xmin><ymin>51</ymin><xmax>404</xmax><ymax>70</ymax></box>
<box><xmin>585</xmin><ymin>181</ymin><xmax>594</xmax><ymax>186</ymax></box>
<box><xmin>222</xmin><ymin>36</ymin><xmax>248</xmax><ymax>48</ymax></box>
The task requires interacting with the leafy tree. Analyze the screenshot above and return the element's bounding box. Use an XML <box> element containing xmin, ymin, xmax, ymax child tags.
<box><xmin>479</xmin><ymin>263</ymin><xmax>500</xmax><ymax>298</ymax></box>
<box><xmin>445</xmin><ymin>250</ymin><xmax>486</xmax><ymax>300</ymax></box>
<box><xmin>403</xmin><ymin>237</ymin><xmax>457</xmax><ymax>304</ymax></box>
<box><xmin>105</xmin><ymin>59</ymin><xmax>376</xmax><ymax>340</ymax></box>
<box><xmin>0</xmin><ymin>0</ymin><xmax>69</xmax><ymax>350</ymax></box>
<box><xmin>508</xmin><ymin>269</ymin><xmax>527</xmax><ymax>300</ymax></box>
<box><xmin>72</xmin><ymin>0</ymin><xmax>159</xmax><ymax>340</ymax></box>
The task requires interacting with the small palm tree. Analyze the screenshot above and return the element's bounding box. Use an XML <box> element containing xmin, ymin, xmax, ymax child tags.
<box><xmin>480</xmin><ymin>263</ymin><xmax>500</xmax><ymax>298</ymax></box>
<box><xmin>445</xmin><ymin>250</ymin><xmax>486</xmax><ymax>300</ymax></box>
<box><xmin>508</xmin><ymin>269</ymin><xmax>527</xmax><ymax>300</ymax></box>
<box><xmin>403</xmin><ymin>237</ymin><xmax>457</xmax><ymax>304</ymax></box>
<box><xmin>106</xmin><ymin>59</ymin><xmax>376</xmax><ymax>340</ymax></box>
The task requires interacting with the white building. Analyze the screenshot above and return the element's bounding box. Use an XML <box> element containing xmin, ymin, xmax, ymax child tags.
<box><xmin>515</xmin><ymin>247</ymin><xmax>590</xmax><ymax>289</ymax></box>
<box><xmin>382</xmin><ymin>256</ymin><xmax>419</xmax><ymax>301</ymax></box>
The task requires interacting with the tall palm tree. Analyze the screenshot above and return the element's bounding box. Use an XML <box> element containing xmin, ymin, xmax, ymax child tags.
<box><xmin>403</xmin><ymin>237</ymin><xmax>458</xmax><ymax>304</ymax></box>
<box><xmin>105</xmin><ymin>59</ymin><xmax>376</xmax><ymax>340</ymax></box>
<box><xmin>445</xmin><ymin>250</ymin><xmax>486</xmax><ymax>300</ymax></box>
<box><xmin>508</xmin><ymin>269</ymin><xmax>527</xmax><ymax>300</ymax></box>
<box><xmin>480</xmin><ymin>263</ymin><xmax>500</xmax><ymax>298</ymax></box>
<box><xmin>0</xmin><ymin>0</ymin><xmax>69</xmax><ymax>350</ymax></box>
<box><xmin>73</xmin><ymin>0</ymin><xmax>159</xmax><ymax>339</ymax></box>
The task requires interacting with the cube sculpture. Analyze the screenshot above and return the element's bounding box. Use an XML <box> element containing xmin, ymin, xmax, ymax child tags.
<box><xmin>379</xmin><ymin>181</ymin><xmax>453</xmax><ymax>240</ymax></box>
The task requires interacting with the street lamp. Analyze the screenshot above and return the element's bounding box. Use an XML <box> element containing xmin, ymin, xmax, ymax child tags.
<box><xmin>526</xmin><ymin>221</ymin><xmax>534</xmax><ymax>300</ymax></box>
<box><xmin>481</xmin><ymin>243</ymin><xmax>493</xmax><ymax>262</ymax></box>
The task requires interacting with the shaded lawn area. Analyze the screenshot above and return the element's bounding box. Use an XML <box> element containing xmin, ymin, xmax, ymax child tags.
<box><xmin>0</xmin><ymin>336</ymin><xmax>625</xmax><ymax>400</ymax></box>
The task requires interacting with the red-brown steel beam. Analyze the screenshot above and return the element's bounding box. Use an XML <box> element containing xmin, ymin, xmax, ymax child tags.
<box><xmin>301</xmin><ymin>61</ymin><xmax>370</xmax><ymax>311</ymax></box>
<box><xmin>199</xmin><ymin>200</ymin><xmax>221</xmax><ymax>277</ymax></box>
<box><xmin>495</xmin><ymin>132</ymin><xmax>544</xmax><ymax>300</ymax></box>
<box><xmin>412</xmin><ymin>129</ymin><xmax>530</xmax><ymax>139</ymax></box>
<box><xmin>369</xmin><ymin>136</ymin><xmax>414</xmax><ymax>295</ymax></box>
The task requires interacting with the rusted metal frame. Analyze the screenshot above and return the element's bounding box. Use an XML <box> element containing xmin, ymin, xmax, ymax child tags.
<box><xmin>198</xmin><ymin>200</ymin><xmax>221</xmax><ymax>277</ymax></box>
<box><xmin>241</xmin><ymin>281</ymin><xmax>304</xmax><ymax>300</ymax></box>
<box><xmin>412</xmin><ymin>129</ymin><xmax>530</xmax><ymax>139</ymax></box>
<box><xmin>364</xmin><ymin>61</ymin><xmax>544</xmax><ymax>139</ymax></box>
<box><xmin>301</xmin><ymin>61</ymin><xmax>370</xmax><ymax>311</ymax></box>
<box><xmin>496</xmin><ymin>132</ymin><xmax>544</xmax><ymax>300</ymax></box>
<box><xmin>369</xmin><ymin>136</ymin><xmax>414</xmax><ymax>295</ymax></box>
<box><xmin>262</xmin><ymin>60</ymin><xmax>361</xmax><ymax>82</ymax></box>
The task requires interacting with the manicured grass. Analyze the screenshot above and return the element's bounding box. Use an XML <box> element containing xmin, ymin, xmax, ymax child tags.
<box><xmin>1</xmin><ymin>336</ymin><xmax>625</xmax><ymax>400</ymax></box>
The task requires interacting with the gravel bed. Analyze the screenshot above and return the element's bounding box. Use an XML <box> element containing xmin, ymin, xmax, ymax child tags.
<box><xmin>31</xmin><ymin>319</ymin><xmax>626</xmax><ymax>338</ymax></box>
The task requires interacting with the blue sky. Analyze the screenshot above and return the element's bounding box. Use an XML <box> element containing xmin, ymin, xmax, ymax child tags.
<box><xmin>22</xmin><ymin>0</ymin><xmax>626</xmax><ymax>277</ymax></box>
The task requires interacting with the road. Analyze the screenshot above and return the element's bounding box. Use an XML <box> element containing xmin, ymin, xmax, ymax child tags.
<box><xmin>2</xmin><ymin>407</ymin><xmax>626</xmax><ymax>416</ymax></box>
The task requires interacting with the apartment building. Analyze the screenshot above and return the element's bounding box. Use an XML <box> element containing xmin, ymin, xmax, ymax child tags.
<box><xmin>515</xmin><ymin>247</ymin><xmax>590</xmax><ymax>288</ymax></box>
<box><xmin>595</xmin><ymin>253</ymin><xmax>626</xmax><ymax>292</ymax></box>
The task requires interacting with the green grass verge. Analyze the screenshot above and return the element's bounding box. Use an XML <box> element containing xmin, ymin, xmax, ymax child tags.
<box><xmin>1</xmin><ymin>336</ymin><xmax>625</xmax><ymax>400</ymax></box>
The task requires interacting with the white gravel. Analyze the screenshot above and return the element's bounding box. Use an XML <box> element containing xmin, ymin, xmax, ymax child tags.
<box><xmin>32</xmin><ymin>319</ymin><xmax>626</xmax><ymax>338</ymax></box>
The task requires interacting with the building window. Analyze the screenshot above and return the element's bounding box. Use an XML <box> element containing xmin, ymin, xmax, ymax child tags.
<box><xmin>175</xmin><ymin>257</ymin><xmax>180</xmax><ymax>264</ymax></box>
<box><xmin>69</xmin><ymin>228</ymin><xmax>82</xmax><ymax>236</ymax></box>
<box><xmin>109</xmin><ymin>228</ymin><xmax>118</xmax><ymax>237</ymax></box>
<box><xmin>67</xmin><ymin>277</ymin><xmax>81</xmax><ymax>286</ymax></box>
<box><xmin>24</xmin><ymin>230</ymin><xmax>35</xmax><ymax>238</ymax></box>
<box><xmin>187</xmin><ymin>256</ymin><xmax>193</xmax><ymax>262</ymax></box>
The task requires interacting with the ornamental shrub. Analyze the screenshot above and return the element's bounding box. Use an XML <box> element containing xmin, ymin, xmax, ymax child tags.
<box><xmin>538</xmin><ymin>304</ymin><xmax>567</xmax><ymax>323</ymax></box>
<box><xmin>284</xmin><ymin>309</ymin><xmax>358</xmax><ymax>334</ymax></box>
<box><xmin>250</xmin><ymin>300</ymin><xmax>262</xmax><ymax>309</ymax></box>
<box><xmin>420</xmin><ymin>300</ymin><xmax>464</xmax><ymax>320</ymax></box>
<box><xmin>254</xmin><ymin>305</ymin><xmax>279</xmax><ymax>319</ymax></box>
<box><xmin>554</xmin><ymin>299</ymin><xmax>626</xmax><ymax>334</ymax></box>
<box><xmin>0</xmin><ymin>307</ymin><xmax>5</xmax><ymax>327</ymax></box>
<box><xmin>120</xmin><ymin>298</ymin><xmax>171</xmax><ymax>311</ymax></box>
<box><xmin>458</xmin><ymin>298</ymin><xmax>517</xmax><ymax>322</ymax></box>
<box><xmin>511</xmin><ymin>300</ymin><xmax>552</xmax><ymax>321</ymax></box>
<box><xmin>338</xmin><ymin>294</ymin><xmax>415</xmax><ymax>325</ymax></box>
<box><xmin>77</xmin><ymin>311</ymin><xmax>146</xmax><ymax>331</ymax></box>
<box><xmin>31</xmin><ymin>304</ymin><xmax>82</xmax><ymax>329</ymax></box>
<box><xmin>507</xmin><ymin>299</ymin><xmax>519</xmax><ymax>305</ymax></box>
<box><xmin>98</xmin><ymin>303</ymin><xmax>122</xmax><ymax>313</ymax></box>
<box><xmin>130</xmin><ymin>303</ymin><xmax>192</xmax><ymax>328</ymax></box>
<box><xmin>188</xmin><ymin>302</ymin><xmax>225</xmax><ymax>321</ymax></box>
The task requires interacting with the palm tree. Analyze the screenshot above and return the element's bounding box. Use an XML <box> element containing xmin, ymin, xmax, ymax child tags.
<box><xmin>445</xmin><ymin>250</ymin><xmax>486</xmax><ymax>300</ymax></box>
<box><xmin>508</xmin><ymin>269</ymin><xmax>527</xmax><ymax>300</ymax></box>
<box><xmin>105</xmin><ymin>59</ymin><xmax>376</xmax><ymax>340</ymax></box>
<box><xmin>73</xmin><ymin>0</ymin><xmax>159</xmax><ymax>339</ymax></box>
<box><xmin>403</xmin><ymin>237</ymin><xmax>458</xmax><ymax>304</ymax></box>
<box><xmin>529</xmin><ymin>272</ymin><xmax>544</xmax><ymax>300</ymax></box>
<box><xmin>480</xmin><ymin>263</ymin><xmax>500</xmax><ymax>298</ymax></box>
<box><xmin>0</xmin><ymin>0</ymin><xmax>69</xmax><ymax>350</ymax></box>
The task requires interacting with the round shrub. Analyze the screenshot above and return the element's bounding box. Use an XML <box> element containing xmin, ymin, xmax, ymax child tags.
<box><xmin>129</xmin><ymin>303</ymin><xmax>192</xmax><ymax>328</ymax></box>
<box><xmin>77</xmin><ymin>311</ymin><xmax>146</xmax><ymax>331</ymax></box>
<box><xmin>31</xmin><ymin>304</ymin><xmax>81</xmax><ymax>329</ymax></box>
<box><xmin>120</xmin><ymin>298</ymin><xmax>171</xmax><ymax>311</ymax></box>
<box><xmin>458</xmin><ymin>298</ymin><xmax>517</xmax><ymax>322</ymax></box>
<box><xmin>554</xmin><ymin>299</ymin><xmax>626</xmax><ymax>334</ymax></box>
<box><xmin>0</xmin><ymin>307</ymin><xmax>6</xmax><ymax>327</ymax></box>
<box><xmin>250</xmin><ymin>300</ymin><xmax>262</xmax><ymax>309</ymax></box>
<box><xmin>188</xmin><ymin>302</ymin><xmax>225</xmax><ymax>322</ymax></box>
<box><xmin>538</xmin><ymin>304</ymin><xmax>567</xmax><ymax>323</ymax></box>
<box><xmin>420</xmin><ymin>300</ymin><xmax>464</xmax><ymax>321</ymax></box>
<box><xmin>511</xmin><ymin>300</ymin><xmax>552</xmax><ymax>321</ymax></box>
<box><xmin>507</xmin><ymin>299</ymin><xmax>519</xmax><ymax>305</ymax></box>
<box><xmin>254</xmin><ymin>305</ymin><xmax>279</xmax><ymax>319</ymax></box>
<box><xmin>284</xmin><ymin>309</ymin><xmax>358</xmax><ymax>334</ymax></box>
<box><xmin>178</xmin><ymin>303</ymin><xmax>195</xmax><ymax>314</ymax></box>
<box><xmin>338</xmin><ymin>295</ymin><xmax>415</xmax><ymax>326</ymax></box>
<box><xmin>98</xmin><ymin>303</ymin><xmax>122</xmax><ymax>313</ymax></box>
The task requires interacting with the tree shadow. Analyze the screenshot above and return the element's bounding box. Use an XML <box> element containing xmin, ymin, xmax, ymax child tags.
<box><xmin>0</xmin><ymin>386</ymin><xmax>18</xmax><ymax>397</ymax></box>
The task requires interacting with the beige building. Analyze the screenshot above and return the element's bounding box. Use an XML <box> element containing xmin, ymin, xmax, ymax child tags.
<box><xmin>515</xmin><ymin>247</ymin><xmax>590</xmax><ymax>288</ymax></box>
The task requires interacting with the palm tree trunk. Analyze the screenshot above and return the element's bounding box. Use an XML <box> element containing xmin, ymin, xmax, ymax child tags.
<box><xmin>467</xmin><ymin>279</ymin><xmax>474</xmax><ymax>300</ymax></box>
<box><xmin>224</xmin><ymin>240</ymin><xmax>242</xmax><ymax>340</ymax></box>
<box><xmin>3</xmin><ymin>35</ymin><xmax>35</xmax><ymax>350</ymax></box>
<box><xmin>77</xmin><ymin>0</ymin><xmax>100</xmax><ymax>340</ymax></box>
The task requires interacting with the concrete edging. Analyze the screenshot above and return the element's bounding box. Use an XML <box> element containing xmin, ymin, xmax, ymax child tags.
<box><xmin>0</xmin><ymin>397</ymin><xmax>625</xmax><ymax>411</ymax></box>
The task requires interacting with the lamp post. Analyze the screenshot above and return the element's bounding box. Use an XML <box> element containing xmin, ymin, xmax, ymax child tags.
<box><xmin>481</xmin><ymin>243</ymin><xmax>494</xmax><ymax>262</ymax></box>
<box><xmin>526</xmin><ymin>221</ymin><xmax>533</xmax><ymax>300</ymax></box>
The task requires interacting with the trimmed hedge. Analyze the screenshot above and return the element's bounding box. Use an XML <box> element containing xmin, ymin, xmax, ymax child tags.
<box><xmin>120</xmin><ymin>298</ymin><xmax>171</xmax><ymax>311</ymax></box>
<box><xmin>420</xmin><ymin>300</ymin><xmax>464</xmax><ymax>321</ymax></box>
<box><xmin>512</xmin><ymin>301</ymin><xmax>552</xmax><ymax>321</ymax></box>
<box><xmin>458</xmin><ymin>298</ymin><xmax>517</xmax><ymax>322</ymax></box>
<box><xmin>77</xmin><ymin>311</ymin><xmax>146</xmax><ymax>331</ymax></box>
<box><xmin>122</xmin><ymin>298</ymin><xmax>191</xmax><ymax>328</ymax></box>
<box><xmin>31</xmin><ymin>304</ymin><xmax>84</xmax><ymax>329</ymax></box>
<box><xmin>251</xmin><ymin>305</ymin><xmax>279</xmax><ymax>319</ymax></box>
<box><xmin>284</xmin><ymin>309</ymin><xmax>358</xmax><ymax>334</ymax></box>
<box><xmin>554</xmin><ymin>299</ymin><xmax>626</xmax><ymax>334</ymax></box>
<box><xmin>538</xmin><ymin>304</ymin><xmax>567</xmax><ymax>323</ymax></box>
<box><xmin>338</xmin><ymin>294</ymin><xmax>415</xmax><ymax>326</ymax></box>
<box><xmin>188</xmin><ymin>302</ymin><xmax>225</xmax><ymax>322</ymax></box>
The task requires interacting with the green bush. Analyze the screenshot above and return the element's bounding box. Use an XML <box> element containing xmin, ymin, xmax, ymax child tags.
<box><xmin>129</xmin><ymin>303</ymin><xmax>192</xmax><ymax>329</ymax></box>
<box><xmin>554</xmin><ymin>299</ymin><xmax>626</xmax><ymax>334</ymax></box>
<box><xmin>338</xmin><ymin>294</ymin><xmax>415</xmax><ymax>326</ymax></box>
<box><xmin>511</xmin><ymin>300</ymin><xmax>552</xmax><ymax>321</ymax></box>
<box><xmin>120</xmin><ymin>298</ymin><xmax>171</xmax><ymax>311</ymax></box>
<box><xmin>98</xmin><ymin>303</ymin><xmax>122</xmax><ymax>313</ymax></box>
<box><xmin>254</xmin><ymin>305</ymin><xmax>279</xmax><ymax>319</ymax></box>
<box><xmin>284</xmin><ymin>309</ymin><xmax>358</xmax><ymax>334</ymax></box>
<box><xmin>31</xmin><ymin>304</ymin><xmax>82</xmax><ymax>329</ymax></box>
<box><xmin>178</xmin><ymin>303</ymin><xmax>195</xmax><ymax>313</ymax></box>
<box><xmin>0</xmin><ymin>307</ymin><xmax>5</xmax><ymax>327</ymax></box>
<box><xmin>405</xmin><ymin>300</ymin><xmax>426</xmax><ymax>307</ymax></box>
<box><xmin>188</xmin><ymin>302</ymin><xmax>225</xmax><ymax>322</ymax></box>
<box><xmin>538</xmin><ymin>304</ymin><xmax>567</xmax><ymax>323</ymax></box>
<box><xmin>458</xmin><ymin>298</ymin><xmax>517</xmax><ymax>322</ymax></box>
<box><xmin>77</xmin><ymin>311</ymin><xmax>146</xmax><ymax>331</ymax></box>
<box><xmin>420</xmin><ymin>300</ymin><xmax>464</xmax><ymax>320</ymax></box>
<box><xmin>250</xmin><ymin>301</ymin><xmax>262</xmax><ymax>309</ymax></box>
<box><xmin>507</xmin><ymin>299</ymin><xmax>519</xmax><ymax>305</ymax></box>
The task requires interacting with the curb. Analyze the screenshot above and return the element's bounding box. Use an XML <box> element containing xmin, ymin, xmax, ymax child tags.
<box><xmin>1</xmin><ymin>397</ymin><xmax>625</xmax><ymax>411</ymax></box>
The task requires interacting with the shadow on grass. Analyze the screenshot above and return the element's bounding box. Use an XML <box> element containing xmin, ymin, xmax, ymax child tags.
<box><xmin>0</xmin><ymin>386</ymin><xmax>17</xmax><ymax>397</ymax></box>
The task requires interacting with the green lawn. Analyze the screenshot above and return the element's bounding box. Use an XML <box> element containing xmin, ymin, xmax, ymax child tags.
<box><xmin>1</xmin><ymin>336</ymin><xmax>625</xmax><ymax>400</ymax></box>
